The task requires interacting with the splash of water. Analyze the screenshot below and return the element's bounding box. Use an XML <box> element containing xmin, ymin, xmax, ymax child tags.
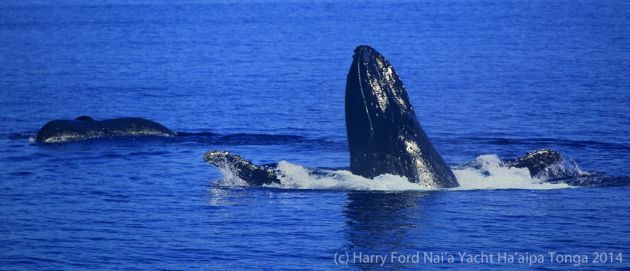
<box><xmin>269</xmin><ymin>161</ymin><xmax>428</xmax><ymax>190</ymax></box>
<box><xmin>452</xmin><ymin>154</ymin><xmax>569</xmax><ymax>190</ymax></box>
<box><xmin>213</xmin><ymin>154</ymin><xmax>571</xmax><ymax>191</ymax></box>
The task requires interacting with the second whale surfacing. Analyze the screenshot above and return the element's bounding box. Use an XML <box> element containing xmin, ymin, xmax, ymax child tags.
<box><xmin>345</xmin><ymin>45</ymin><xmax>458</xmax><ymax>188</ymax></box>
<box><xmin>36</xmin><ymin>116</ymin><xmax>176</xmax><ymax>144</ymax></box>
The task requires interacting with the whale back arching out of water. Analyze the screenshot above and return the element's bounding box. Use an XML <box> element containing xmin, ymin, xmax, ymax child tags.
<box><xmin>345</xmin><ymin>45</ymin><xmax>458</xmax><ymax>188</ymax></box>
<box><xmin>505</xmin><ymin>149</ymin><xmax>580</xmax><ymax>179</ymax></box>
<box><xmin>505</xmin><ymin>149</ymin><xmax>629</xmax><ymax>187</ymax></box>
<box><xmin>36</xmin><ymin>116</ymin><xmax>176</xmax><ymax>143</ymax></box>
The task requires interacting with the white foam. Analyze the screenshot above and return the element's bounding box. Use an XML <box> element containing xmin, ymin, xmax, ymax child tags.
<box><xmin>215</xmin><ymin>162</ymin><xmax>249</xmax><ymax>187</ymax></box>
<box><xmin>267</xmin><ymin>161</ymin><xmax>431</xmax><ymax>191</ymax></box>
<box><xmin>215</xmin><ymin>154</ymin><xmax>571</xmax><ymax>191</ymax></box>
<box><xmin>452</xmin><ymin>154</ymin><xmax>569</xmax><ymax>190</ymax></box>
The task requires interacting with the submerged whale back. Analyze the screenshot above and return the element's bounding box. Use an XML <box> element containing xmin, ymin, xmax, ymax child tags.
<box><xmin>36</xmin><ymin>117</ymin><xmax>175</xmax><ymax>143</ymax></box>
<box><xmin>345</xmin><ymin>45</ymin><xmax>458</xmax><ymax>188</ymax></box>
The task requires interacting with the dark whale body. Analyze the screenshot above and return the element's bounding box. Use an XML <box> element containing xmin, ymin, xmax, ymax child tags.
<box><xmin>36</xmin><ymin>116</ymin><xmax>175</xmax><ymax>143</ymax></box>
<box><xmin>506</xmin><ymin>149</ymin><xmax>570</xmax><ymax>178</ymax></box>
<box><xmin>204</xmin><ymin>151</ymin><xmax>279</xmax><ymax>186</ymax></box>
<box><xmin>506</xmin><ymin>149</ymin><xmax>629</xmax><ymax>187</ymax></box>
<box><xmin>204</xmin><ymin>151</ymin><xmax>344</xmax><ymax>186</ymax></box>
<box><xmin>345</xmin><ymin>46</ymin><xmax>458</xmax><ymax>188</ymax></box>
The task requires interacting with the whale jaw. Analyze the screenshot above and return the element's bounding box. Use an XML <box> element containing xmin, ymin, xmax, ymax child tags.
<box><xmin>345</xmin><ymin>45</ymin><xmax>459</xmax><ymax>188</ymax></box>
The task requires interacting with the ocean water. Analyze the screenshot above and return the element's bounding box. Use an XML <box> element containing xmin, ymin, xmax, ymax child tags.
<box><xmin>1</xmin><ymin>0</ymin><xmax>629</xmax><ymax>270</ymax></box>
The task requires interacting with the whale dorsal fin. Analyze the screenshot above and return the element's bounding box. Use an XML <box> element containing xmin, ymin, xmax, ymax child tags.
<box><xmin>75</xmin><ymin>116</ymin><xmax>94</xmax><ymax>122</ymax></box>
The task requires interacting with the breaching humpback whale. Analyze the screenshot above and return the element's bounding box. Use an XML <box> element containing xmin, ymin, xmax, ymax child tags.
<box><xmin>36</xmin><ymin>116</ymin><xmax>175</xmax><ymax>143</ymax></box>
<box><xmin>205</xmin><ymin>45</ymin><xmax>458</xmax><ymax>188</ymax></box>
<box><xmin>345</xmin><ymin>45</ymin><xmax>458</xmax><ymax>188</ymax></box>
<box><xmin>203</xmin><ymin>46</ymin><xmax>629</xmax><ymax>188</ymax></box>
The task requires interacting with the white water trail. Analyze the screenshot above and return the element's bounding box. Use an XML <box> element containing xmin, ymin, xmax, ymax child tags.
<box><xmin>268</xmin><ymin>161</ymin><xmax>429</xmax><ymax>191</ymax></box>
<box><xmin>215</xmin><ymin>154</ymin><xmax>570</xmax><ymax>191</ymax></box>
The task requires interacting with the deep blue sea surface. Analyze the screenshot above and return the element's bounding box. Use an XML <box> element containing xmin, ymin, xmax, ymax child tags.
<box><xmin>1</xmin><ymin>0</ymin><xmax>629</xmax><ymax>270</ymax></box>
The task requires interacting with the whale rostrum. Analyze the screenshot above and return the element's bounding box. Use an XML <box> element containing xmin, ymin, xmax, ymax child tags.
<box><xmin>345</xmin><ymin>45</ymin><xmax>458</xmax><ymax>188</ymax></box>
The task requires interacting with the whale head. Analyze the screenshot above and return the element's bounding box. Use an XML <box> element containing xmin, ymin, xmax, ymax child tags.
<box><xmin>345</xmin><ymin>45</ymin><xmax>458</xmax><ymax>188</ymax></box>
<box><xmin>345</xmin><ymin>45</ymin><xmax>415</xmax><ymax>151</ymax></box>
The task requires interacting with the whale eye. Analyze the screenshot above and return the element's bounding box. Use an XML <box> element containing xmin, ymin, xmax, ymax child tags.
<box><xmin>75</xmin><ymin>116</ymin><xmax>94</xmax><ymax>122</ymax></box>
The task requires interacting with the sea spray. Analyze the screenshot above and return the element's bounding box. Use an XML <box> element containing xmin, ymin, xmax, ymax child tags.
<box><xmin>213</xmin><ymin>154</ymin><xmax>570</xmax><ymax>190</ymax></box>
